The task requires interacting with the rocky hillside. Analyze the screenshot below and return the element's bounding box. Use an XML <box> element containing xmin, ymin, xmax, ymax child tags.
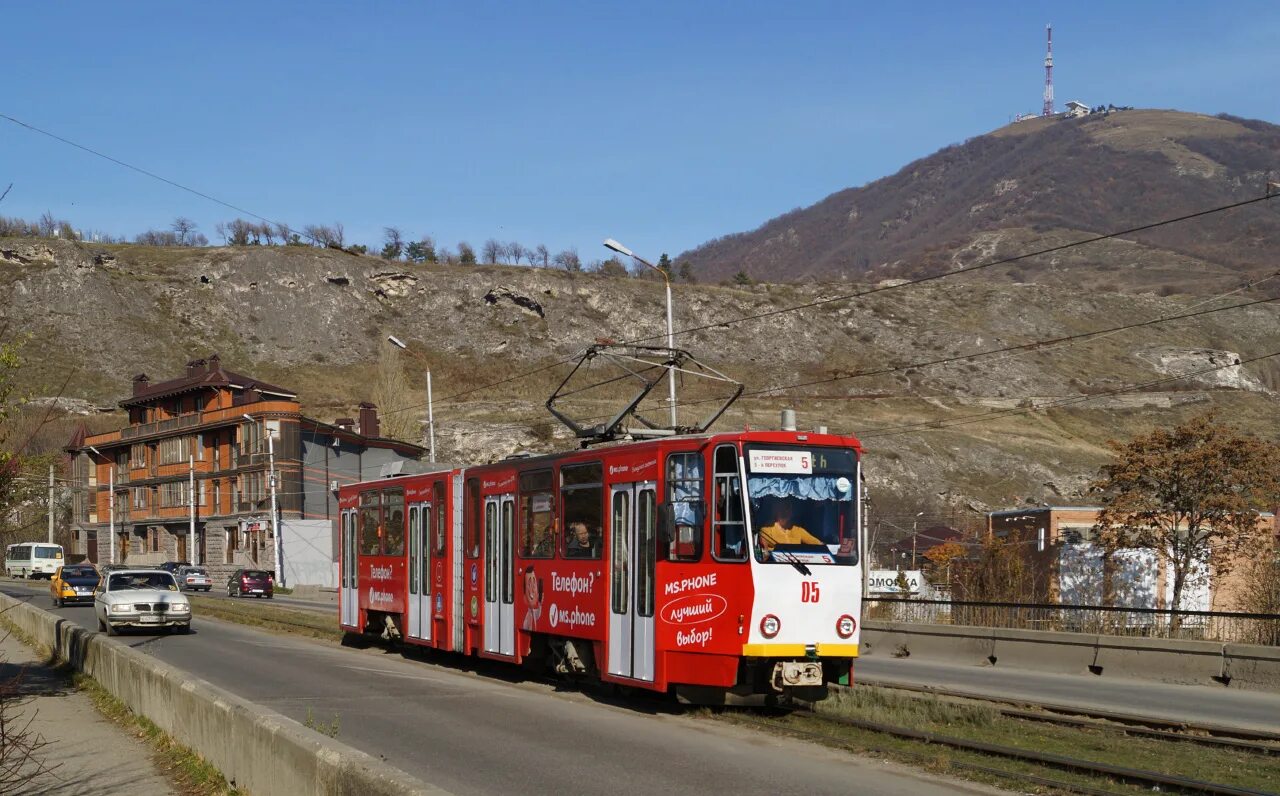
<box><xmin>3</xmin><ymin>236</ymin><xmax>1277</xmax><ymax>523</ymax></box>
<box><xmin>680</xmin><ymin>110</ymin><xmax>1280</xmax><ymax>288</ymax></box>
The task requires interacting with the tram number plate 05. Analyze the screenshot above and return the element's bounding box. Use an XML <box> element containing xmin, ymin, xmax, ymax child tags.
<box><xmin>801</xmin><ymin>582</ymin><xmax>820</xmax><ymax>603</ymax></box>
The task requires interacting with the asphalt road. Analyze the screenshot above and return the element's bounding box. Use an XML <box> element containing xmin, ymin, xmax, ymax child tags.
<box><xmin>856</xmin><ymin>655</ymin><xmax>1280</xmax><ymax>733</ymax></box>
<box><xmin>4</xmin><ymin>580</ymin><xmax>996</xmax><ymax>796</ymax></box>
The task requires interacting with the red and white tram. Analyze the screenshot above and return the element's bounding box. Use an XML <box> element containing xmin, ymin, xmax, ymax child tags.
<box><xmin>337</xmin><ymin>429</ymin><xmax>863</xmax><ymax>704</ymax></box>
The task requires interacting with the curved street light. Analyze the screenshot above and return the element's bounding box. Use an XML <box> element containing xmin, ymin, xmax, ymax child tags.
<box><xmin>603</xmin><ymin>238</ymin><xmax>677</xmax><ymax>428</ymax></box>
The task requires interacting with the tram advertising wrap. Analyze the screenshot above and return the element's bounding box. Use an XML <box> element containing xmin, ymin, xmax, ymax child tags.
<box><xmin>338</xmin><ymin>429</ymin><xmax>863</xmax><ymax>705</ymax></box>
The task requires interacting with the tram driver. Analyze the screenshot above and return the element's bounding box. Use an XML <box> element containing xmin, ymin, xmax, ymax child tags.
<box><xmin>757</xmin><ymin>498</ymin><xmax>823</xmax><ymax>554</ymax></box>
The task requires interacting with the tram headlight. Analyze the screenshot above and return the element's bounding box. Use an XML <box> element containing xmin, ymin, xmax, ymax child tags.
<box><xmin>836</xmin><ymin>614</ymin><xmax>857</xmax><ymax>639</ymax></box>
<box><xmin>760</xmin><ymin>614</ymin><xmax>781</xmax><ymax>638</ymax></box>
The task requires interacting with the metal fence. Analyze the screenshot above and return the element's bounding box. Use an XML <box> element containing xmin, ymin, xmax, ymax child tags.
<box><xmin>864</xmin><ymin>597</ymin><xmax>1280</xmax><ymax>646</ymax></box>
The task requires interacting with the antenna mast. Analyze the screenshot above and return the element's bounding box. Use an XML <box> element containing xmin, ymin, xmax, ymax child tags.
<box><xmin>1042</xmin><ymin>24</ymin><xmax>1054</xmax><ymax>117</ymax></box>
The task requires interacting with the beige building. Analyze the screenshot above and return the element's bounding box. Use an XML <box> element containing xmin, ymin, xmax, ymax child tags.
<box><xmin>987</xmin><ymin>506</ymin><xmax>1275</xmax><ymax>611</ymax></box>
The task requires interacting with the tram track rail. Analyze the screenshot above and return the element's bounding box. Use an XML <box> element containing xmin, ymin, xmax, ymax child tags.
<box><xmin>730</xmin><ymin>708</ymin><xmax>1277</xmax><ymax>796</ymax></box>
<box><xmin>841</xmin><ymin>680</ymin><xmax>1280</xmax><ymax>752</ymax></box>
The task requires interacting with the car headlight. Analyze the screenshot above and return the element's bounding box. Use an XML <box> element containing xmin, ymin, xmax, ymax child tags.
<box><xmin>169</xmin><ymin>603</ymin><xmax>190</xmax><ymax>613</ymax></box>
<box><xmin>109</xmin><ymin>604</ymin><xmax>131</xmax><ymax>614</ymax></box>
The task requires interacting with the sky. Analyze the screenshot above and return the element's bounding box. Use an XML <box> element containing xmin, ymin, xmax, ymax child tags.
<box><xmin>2</xmin><ymin>1</ymin><xmax>1277</xmax><ymax>262</ymax></box>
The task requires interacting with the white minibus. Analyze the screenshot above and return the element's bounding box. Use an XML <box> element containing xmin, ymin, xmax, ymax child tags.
<box><xmin>5</xmin><ymin>542</ymin><xmax>65</xmax><ymax>579</ymax></box>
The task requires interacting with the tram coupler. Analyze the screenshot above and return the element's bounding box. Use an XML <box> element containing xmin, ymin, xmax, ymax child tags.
<box><xmin>771</xmin><ymin>660</ymin><xmax>823</xmax><ymax>691</ymax></box>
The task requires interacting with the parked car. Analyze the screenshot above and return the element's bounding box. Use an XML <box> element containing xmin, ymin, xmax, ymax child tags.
<box><xmin>94</xmin><ymin>569</ymin><xmax>191</xmax><ymax>635</ymax></box>
<box><xmin>176</xmin><ymin>565</ymin><xmax>213</xmax><ymax>592</ymax></box>
<box><xmin>227</xmin><ymin>568</ymin><xmax>273</xmax><ymax>598</ymax></box>
<box><xmin>50</xmin><ymin>564</ymin><xmax>100</xmax><ymax>607</ymax></box>
<box><xmin>157</xmin><ymin>561</ymin><xmax>191</xmax><ymax>575</ymax></box>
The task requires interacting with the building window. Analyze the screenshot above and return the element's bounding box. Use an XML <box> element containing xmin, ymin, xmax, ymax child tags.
<box><xmin>158</xmin><ymin>436</ymin><xmax>195</xmax><ymax>465</ymax></box>
<box><xmin>130</xmin><ymin>444</ymin><xmax>146</xmax><ymax>469</ymax></box>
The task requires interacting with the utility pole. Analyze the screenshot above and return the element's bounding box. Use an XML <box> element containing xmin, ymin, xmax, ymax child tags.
<box><xmin>188</xmin><ymin>455</ymin><xmax>196</xmax><ymax>564</ymax></box>
<box><xmin>268</xmin><ymin>430</ymin><xmax>281</xmax><ymax>586</ymax></box>
<box><xmin>47</xmin><ymin>464</ymin><xmax>55</xmax><ymax>544</ymax></box>
<box><xmin>108</xmin><ymin>464</ymin><xmax>115</xmax><ymax>564</ymax></box>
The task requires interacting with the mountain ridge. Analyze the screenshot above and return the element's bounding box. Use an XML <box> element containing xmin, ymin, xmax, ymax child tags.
<box><xmin>679</xmin><ymin>109</ymin><xmax>1280</xmax><ymax>286</ymax></box>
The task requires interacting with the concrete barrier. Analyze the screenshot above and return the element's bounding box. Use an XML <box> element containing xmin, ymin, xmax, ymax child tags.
<box><xmin>862</xmin><ymin>619</ymin><xmax>1280</xmax><ymax>692</ymax></box>
<box><xmin>0</xmin><ymin>592</ymin><xmax>451</xmax><ymax>796</ymax></box>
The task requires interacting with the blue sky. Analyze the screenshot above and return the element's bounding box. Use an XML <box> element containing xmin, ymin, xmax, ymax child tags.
<box><xmin>2</xmin><ymin>1</ymin><xmax>1277</xmax><ymax>261</ymax></box>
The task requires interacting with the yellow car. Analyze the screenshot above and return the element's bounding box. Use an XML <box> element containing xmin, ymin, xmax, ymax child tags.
<box><xmin>50</xmin><ymin>564</ymin><xmax>100</xmax><ymax>608</ymax></box>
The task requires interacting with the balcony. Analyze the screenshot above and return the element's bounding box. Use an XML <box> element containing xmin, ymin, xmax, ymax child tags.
<box><xmin>120</xmin><ymin>412</ymin><xmax>203</xmax><ymax>441</ymax></box>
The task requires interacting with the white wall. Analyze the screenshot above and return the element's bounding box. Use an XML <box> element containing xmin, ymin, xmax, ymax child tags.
<box><xmin>280</xmin><ymin>519</ymin><xmax>337</xmax><ymax>588</ymax></box>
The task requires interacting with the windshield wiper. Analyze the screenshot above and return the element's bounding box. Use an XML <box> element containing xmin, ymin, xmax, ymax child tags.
<box><xmin>771</xmin><ymin>548</ymin><xmax>812</xmax><ymax>576</ymax></box>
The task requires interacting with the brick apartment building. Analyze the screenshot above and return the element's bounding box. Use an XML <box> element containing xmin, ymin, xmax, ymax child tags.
<box><xmin>66</xmin><ymin>355</ymin><xmax>424</xmax><ymax>582</ymax></box>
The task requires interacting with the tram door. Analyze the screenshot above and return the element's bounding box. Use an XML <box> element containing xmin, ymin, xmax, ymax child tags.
<box><xmin>340</xmin><ymin>509</ymin><xmax>358</xmax><ymax>628</ymax></box>
<box><xmin>483</xmin><ymin>494</ymin><xmax>515</xmax><ymax>656</ymax></box>
<box><xmin>608</xmin><ymin>481</ymin><xmax>656</xmax><ymax>682</ymax></box>
<box><xmin>406</xmin><ymin>501</ymin><xmax>432</xmax><ymax>641</ymax></box>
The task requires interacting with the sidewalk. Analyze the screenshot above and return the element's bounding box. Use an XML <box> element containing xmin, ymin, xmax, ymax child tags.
<box><xmin>0</xmin><ymin>628</ymin><xmax>175</xmax><ymax>796</ymax></box>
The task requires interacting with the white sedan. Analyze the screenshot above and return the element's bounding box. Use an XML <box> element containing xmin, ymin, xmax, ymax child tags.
<box><xmin>94</xmin><ymin>569</ymin><xmax>192</xmax><ymax>635</ymax></box>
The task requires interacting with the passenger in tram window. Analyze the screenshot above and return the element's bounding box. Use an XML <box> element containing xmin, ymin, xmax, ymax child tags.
<box><xmin>520</xmin><ymin>565</ymin><xmax>543</xmax><ymax>630</ymax></box>
<box><xmin>565</xmin><ymin>522</ymin><xmax>597</xmax><ymax>557</ymax></box>
<box><xmin>757</xmin><ymin>499</ymin><xmax>823</xmax><ymax>553</ymax></box>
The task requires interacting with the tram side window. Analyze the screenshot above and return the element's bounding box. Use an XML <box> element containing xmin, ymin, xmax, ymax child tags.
<box><xmin>665</xmin><ymin>452</ymin><xmax>704</xmax><ymax>562</ymax></box>
<box><xmin>485</xmin><ymin>502</ymin><xmax>497</xmax><ymax>603</ymax></box>
<box><xmin>466</xmin><ymin>478</ymin><xmax>481</xmax><ymax>559</ymax></box>
<box><xmin>712</xmin><ymin>445</ymin><xmax>747</xmax><ymax>561</ymax></box>
<box><xmin>638</xmin><ymin>489</ymin><xmax>656</xmax><ymax>618</ymax></box>
<box><xmin>433</xmin><ymin>481</ymin><xmax>447</xmax><ymax>555</ymax></box>
<box><xmin>611</xmin><ymin>491</ymin><xmax>629</xmax><ymax>615</ymax></box>
<box><xmin>382</xmin><ymin>489</ymin><xmax>406</xmax><ymax>556</ymax></box>
<box><xmin>561</xmin><ymin>462</ymin><xmax>602</xmax><ymax>560</ymax></box>
<box><xmin>519</xmin><ymin>470</ymin><xmax>554</xmax><ymax>558</ymax></box>
<box><xmin>359</xmin><ymin>492</ymin><xmax>381</xmax><ymax>555</ymax></box>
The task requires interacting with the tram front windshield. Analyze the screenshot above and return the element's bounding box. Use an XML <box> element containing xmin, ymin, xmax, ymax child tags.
<box><xmin>745</xmin><ymin>446</ymin><xmax>858</xmax><ymax>566</ymax></box>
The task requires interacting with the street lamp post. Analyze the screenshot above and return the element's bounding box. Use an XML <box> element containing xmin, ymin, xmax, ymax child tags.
<box><xmin>87</xmin><ymin>445</ymin><xmax>114</xmax><ymax>565</ymax></box>
<box><xmin>603</xmin><ymin>238</ymin><xmax>677</xmax><ymax>428</ymax></box>
<box><xmin>387</xmin><ymin>335</ymin><xmax>435</xmax><ymax>462</ymax></box>
<box><xmin>911</xmin><ymin>511</ymin><xmax>924</xmax><ymax>570</ymax></box>
<box><xmin>244</xmin><ymin>415</ymin><xmax>282</xmax><ymax>586</ymax></box>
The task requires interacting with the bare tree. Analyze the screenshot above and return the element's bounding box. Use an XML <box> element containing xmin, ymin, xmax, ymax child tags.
<box><xmin>533</xmin><ymin>244</ymin><xmax>550</xmax><ymax>268</ymax></box>
<box><xmin>274</xmin><ymin>222</ymin><xmax>292</xmax><ymax>243</ymax></box>
<box><xmin>506</xmin><ymin>241</ymin><xmax>526</xmax><ymax>265</ymax></box>
<box><xmin>382</xmin><ymin>227</ymin><xmax>404</xmax><ymax>260</ymax></box>
<box><xmin>371</xmin><ymin>346</ymin><xmax>419</xmax><ymax>443</ymax></box>
<box><xmin>553</xmin><ymin>248</ymin><xmax>581</xmax><ymax>272</ymax></box>
<box><xmin>170</xmin><ymin>217</ymin><xmax>197</xmax><ymax>245</ymax></box>
<box><xmin>1092</xmin><ymin>412</ymin><xmax>1280</xmax><ymax>619</ymax></box>
<box><xmin>482</xmin><ymin>239</ymin><xmax>502</xmax><ymax>265</ymax></box>
<box><xmin>258</xmin><ymin>222</ymin><xmax>275</xmax><ymax>245</ymax></box>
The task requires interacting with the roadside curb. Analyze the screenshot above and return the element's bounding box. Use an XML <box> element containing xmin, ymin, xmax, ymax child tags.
<box><xmin>0</xmin><ymin>591</ymin><xmax>453</xmax><ymax>796</ymax></box>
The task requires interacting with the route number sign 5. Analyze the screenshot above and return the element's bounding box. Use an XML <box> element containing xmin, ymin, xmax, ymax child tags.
<box><xmin>801</xmin><ymin>581</ymin><xmax>820</xmax><ymax>603</ymax></box>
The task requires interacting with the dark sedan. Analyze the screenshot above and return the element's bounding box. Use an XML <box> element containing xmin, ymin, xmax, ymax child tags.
<box><xmin>227</xmin><ymin>568</ymin><xmax>274</xmax><ymax>598</ymax></box>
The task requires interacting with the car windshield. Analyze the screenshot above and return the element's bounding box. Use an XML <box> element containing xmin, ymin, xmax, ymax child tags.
<box><xmin>243</xmin><ymin>570</ymin><xmax>270</xmax><ymax>579</ymax></box>
<box><xmin>35</xmin><ymin>546</ymin><xmax>61</xmax><ymax>559</ymax></box>
<box><xmin>63</xmin><ymin>567</ymin><xmax>98</xmax><ymax>579</ymax></box>
<box><xmin>184</xmin><ymin>568</ymin><xmax>208</xmax><ymax>576</ymax></box>
<box><xmin>745</xmin><ymin>446</ymin><xmax>859</xmax><ymax>566</ymax></box>
<box><xmin>109</xmin><ymin>572</ymin><xmax>178</xmax><ymax>591</ymax></box>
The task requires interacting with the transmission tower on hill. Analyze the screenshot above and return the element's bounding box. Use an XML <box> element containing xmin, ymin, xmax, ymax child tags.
<box><xmin>1042</xmin><ymin>24</ymin><xmax>1055</xmax><ymax>117</ymax></box>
